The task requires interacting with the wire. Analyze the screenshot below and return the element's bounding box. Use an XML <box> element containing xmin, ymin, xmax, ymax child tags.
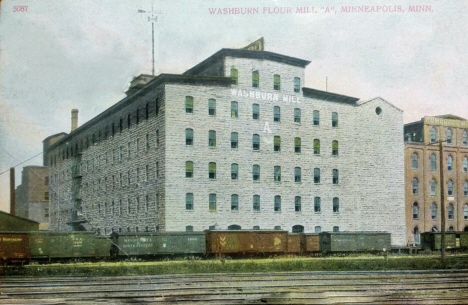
<box><xmin>0</xmin><ymin>152</ymin><xmax>43</xmax><ymax>175</ymax></box>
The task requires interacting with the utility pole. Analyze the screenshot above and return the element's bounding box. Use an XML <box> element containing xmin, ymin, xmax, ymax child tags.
<box><xmin>438</xmin><ymin>140</ymin><xmax>446</xmax><ymax>265</ymax></box>
<box><xmin>138</xmin><ymin>5</ymin><xmax>160</xmax><ymax>76</ymax></box>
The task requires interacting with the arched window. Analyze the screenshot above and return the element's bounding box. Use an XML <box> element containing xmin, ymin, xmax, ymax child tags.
<box><xmin>463</xmin><ymin>157</ymin><xmax>468</xmax><ymax>172</ymax></box>
<box><xmin>447</xmin><ymin>179</ymin><xmax>454</xmax><ymax>196</ymax></box>
<box><xmin>253</xmin><ymin>134</ymin><xmax>260</xmax><ymax>150</ymax></box>
<box><xmin>332</xmin><ymin>140</ymin><xmax>339</xmax><ymax>156</ymax></box>
<box><xmin>430</xmin><ymin>127</ymin><xmax>437</xmax><ymax>143</ymax></box>
<box><xmin>185</xmin><ymin>161</ymin><xmax>193</xmax><ymax>178</ymax></box>
<box><xmin>231</xmin><ymin>101</ymin><xmax>238</xmax><ymax>118</ymax></box>
<box><xmin>333</xmin><ymin>197</ymin><xmax>339</xmax><ymax>213</ymax></box>
<box><xmin>273</xmin><ymin>74</ymin><xmax>281</xmax><ymax>90</ymax></box>
<box><xmin>294</xmin><ymin>137</ymin><xmax>301</xmax><ymax>153</ymax></box>
<box><xmin>230</xmin><ymin>68</ymin><xmax>238</xmax><ymax>85</ymax></box>
<box><xmin>332</xmin><ymin>169</ymin><xmax>339</xmax><ymax>184</ymax></box>
<box><xmin>313</xmin><ymin>110</ymin><xmax>320</xmax><ymax>125</ymax></box>
<box><xmin>294</xmin><ymin>167</ymin><xmax>301</xmax><ymax>182</ymax></box>
<box><xmin>314</xmin><ymin>139</ymin><xmax>320</xmax><ymax>155</ymax></box>
<box><xmin>231</xmin><ymin>194</ymin><xmax>239</xmax><ymax>211</ymax></box>
<box><xmin>253</xmin><ymin>225</ymin><xmax>260</xmax><ymax>230</ymax></box>
<box><xmin>464</xmin><ymin>181</ymin><xmax>468</xmax><ymax>196</ymax></box>
<box><xmin>412</xmin><ymin>202</ymin><xmax>419</xmax><ymax>219</ymax></box>
<box><xmin>462</xmin><ymin>204</ymin><xmax>468</xmax><ymax>220</ymax></box>
<box><xmin>430</xmin><ymin>179</ymin><xmax>437</xmax><ymax>196</ymax></box>
<box><xmin>253</xmin><ymin>164</ymin><xmax>260</xmax><ymax>181</ymax></box>
<box><xmin>185</xmin><ymin>96</ymin><xmax>193</xmax><ymax>113</ymax></box>
<box><xmin>411</xmin><ymin>153</ymin><xmax>419</xmax><ymax>169</ymax></box>
<box><xmin>295</xmin><ymin>196</ymin><xmax>302</xmax><ymax>212</ymax></box>
<box><xmin>252</xmin><ymin>104</ymin><xmax>260</xmax><ymax>119</ymax></box>
<box><xmin>448</xmin><ymin>226</ymin><xmax>454</xmax><ymax>232</ymax></box>
<box><xmin>314</xmin><ymin>197</ymin><xmax>321</xmax><ymax>213</ymax></box>
<box><xmin>186</xmin><ymin>225</ymin><xmax>194</xmax><ymax>232</ymax></box>
<box><xmin>314</xmin><ymin>168</ymin><xmax>320</xmax><ymax>183</ymax></box>
<box><xmin>314</xmin><ymin>226</ymin><xmax>321</xmax><ymax>233</ymax></box>
<box><xmin>208</xmin><ymin>98</ymin><xmax>216</xmax><ymax>115</ymax></box>
<box><xmin>448</xmin><ymin>203</ymin><xmax>454</xmax><ymax>220</ymax></box>
<box><xmin>228</xmin><ymin>224</ymin><xmax>241</xmax><ymax>230</ymax></box>
<box><xmin>252</xmin><ymin>71</ymin><xmax>259</xmax><ymax>88</ymax></box>
<box><xmin>274</xmin><ymin>136</ymin><xmax>281</xmax><ymax>151</ymax></box>
<box><xmin>209</xmin><ymin>162</ymin><xmax>216</xmax><ymax>179</ymax></box>
<box><xmin>293</xmin><ymin>77</ymin><xmax>301</xmax><ymax>93</ymax></box>
<box><xmin>430</xmin><ymin>154</ymin><xmax>437</xmax><ymax>171</ymax></box>
<box><xmin>208</xmin><ymin>130</ymin><xmax>216</xmax><ymax>147</ymax></box>
<box><xmin>274</xmin><ymin>106</ymin><xmax>281</xmax><ymax>122</ymax></box>
<box><xmin>231</xmin><ymin>163</ymin><xmax>239</xmax><ymax>180</ymax></box>
<box><xmin>231</xmin><ymin>132</ymin><xmax>238</xmax><ymax>148</ymax></box>
<box><xmin>185</xmin><ymin>128</ymin><xmax>194</xmax><ymax>145</ymax></box>
<box><xmin>294</xmin><ymin>108</ymin><xmax>301</xmax><ymax>123</ymax></box>
<box><xmin>292</xmin><ymin>225</ymin><xmax>304</xmax><ymax>233</ymax></box>
<box><xmin>447</xmin><ymin>155</ymin><xmax>453</xmax><ymax>171</ymax></box>
<box><xmin>274</xmin><ymin>226</ymin><xmax>282</xmax><ymax>230</ymax></box>
<box><xmin>209</xmin><ymin>193</ymin><xmax>216</xmax><ymax>212</ymax></box>
<box><xmin>333</xmin><ymin>226</ymin><xmax>340</xmax><ymax>232</ymax></box>
<box><xmin>412</xmin><ymin>178</ymin><xmax>419</xmax><ymax>195</ymax></box>
<box><xmin>185</xmin><ymin>193</ymin><xmax>193</xmax><ymax>210</ymax></box>
<box><xmin>332</xmin><ymin>112</ymin><xmax>338</xmax><ymax>127</ymax></box>
<box><xmin>274</xmin><ymin>195</ymin><xmax>281</xmax><ymax>211</ymax></box>
<box><xmin>446</xmin><ymin>128</ymin><xmax>453</xmax><ymax>144</ymax></box>
<box><xmin>413</xmin><ymin>227</ymin><xmax>420</xmax><ymax>244</ymax></box>
<box><xmin>431</xmin><ymin>202</ymin><xmax>437</xmax><ymax>220</ymax></box>
<box><xmin>463</xmin><ymin>130</ymin><xmax>468</xmax><ymax>145</ymax></box>
<box><xmin>274</xmin><ymin>166</ymin><xmax>281</xmax><ymax>182</ymax></box>
<box><xmin>253</xmin><ymin>195</ymin><xmax>260</xmax><ymax>211</ymax></box>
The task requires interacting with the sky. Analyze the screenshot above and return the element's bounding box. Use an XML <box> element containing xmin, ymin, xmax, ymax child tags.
<box><xmin>0</xmin><ymin>0</ymin><xmax>467</xmax><ymax>212</ymax></box>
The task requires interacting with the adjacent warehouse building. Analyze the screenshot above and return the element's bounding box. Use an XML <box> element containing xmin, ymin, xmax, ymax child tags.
<box><xmin>404</xmin><ymin>115</ymin><xmax>468</xmax><ymax>244</ymax></box>
<box><xmin>44</xmin><ymin>39</ymin><xmax>406</xmax><ymax>245</ymax></box>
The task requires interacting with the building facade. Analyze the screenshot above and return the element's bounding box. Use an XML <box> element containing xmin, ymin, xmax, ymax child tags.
<box><xmin>404</xmin><ymin>115</ymin><xmax>468</xmax><ymax>244</ymax></box>
<box><xmin>44</xmin><ymin>40</ymin><xmax>406</xmax><ymax>245</ymax></box>
<box><xmin>15</xmin><ymin>166</ymin><xmax>50</xmax><ymax>227</ymax></box>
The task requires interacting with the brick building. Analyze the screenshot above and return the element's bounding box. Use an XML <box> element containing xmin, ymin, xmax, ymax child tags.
<box><xmin>44</xmin><ymin>39</ymin><xmax>406</xmax><ymax>245</ymax></box>
<box><xmin>404</xmin><ymin>115</ymin><xmax>468</xmax><ymax>244</ymax></box>
<box><xmin>15</xmin><ymin>166</ymin><xmax>50</xmax><ymax>227</ymax></box>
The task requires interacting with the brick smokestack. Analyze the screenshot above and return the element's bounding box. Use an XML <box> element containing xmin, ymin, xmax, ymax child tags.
<box><xmin>71</xmin><ymin>109</ymin><xmax>79</xmax><ymax>132</ymax></box>
<box><xmin>10</xmin><ymin>167</ymin><xmax>15</xmax><ymax>215</ymax></box>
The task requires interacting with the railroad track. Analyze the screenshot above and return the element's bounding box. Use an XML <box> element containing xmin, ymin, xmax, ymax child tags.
<box><xmin>1</xmin><ymin>270</ymin><xmax>468</xmax><ymax>304</ymax></box>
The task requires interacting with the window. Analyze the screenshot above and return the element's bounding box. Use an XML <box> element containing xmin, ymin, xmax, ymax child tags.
<box><xmin>209</xmin><ymin>162</ymin><xmax>216</xmax><ymax>179</ymax></box>
<box><xmin>253</xmin><ymin>226</ymin><xmax>260</xmax><ymax>230</ymax></box>
<box><xmin>231</xmin><ymin>68</ymin><xmax>238</xmax><ymax>85</ymax></box>
<box><xmin>314</xmin><ymin>139</ymin><xmax>320</xmax><ymax>155</ymax></box>
<box><xmin>448</xmin><ymin>203</ymin><xmax>454</xmax><ymax>220</ymax></box>
<box><xmin>208</xmin><ymin>99</ymin><xmax>216</xmax><ymax>115</ymax></box>
<box><xmin>315</xmin><ymin>226</ymin><xmax>321</xmax><ymax>233</ymax></box>
<box><xmin>295</xmin><ymin>137</ymin><xmax>301</xmax><ymax>153</ymax></box>
<box><xmin>45</xmin><ymin>208</ymin><xmax>49</xmax><ymax>218</ymax></box>
<box><xmin>332</xmin><ymin>141</ymin><xmax>339</xmax><ymax>156</ymax></box>
<box><xmin>446</xmin><ymin>128</ymin><xmax>452</xmax><ymax>144</ymax></box>
<box><xmin>231</xmin><ymin>132</ymin><xmax>238</xmax><ymax>148</ymax></box>
<box><xmin>186</xmin><ymin>193</ymin><xmax>193</xmax><ymax>210</ymax></box>
<box><xmin>292</xmin><ymin>225</ymin><xmax>304</xmax><ymax>233</ymax></box>
<box><xmin>412</xmin><ymin>202</ymin><xmax>419</xmax><ymax>219</ymax></box>
<box><xmin>295</xmin><ymin>196</ymin><xmax>302</xmax><ymax>212</ymax></box>
<box><xmin>231</xmin><ymin>194</ymin><xmax>239</xmax><ymax>211</ymax></box>
<box><xmin>44</xmin><ymin>192</ymin><xmax>49</xmax><ymax>200</ymax></box>
<box><xmin>273</xmin><ymin>74</ymin><xmax>280</xmax><ymax>90</ymax></box>
<box><xmin>463</xmin><ymin>130</ymin><xmax>468</xmax><ymax>145</ymax></box>
<box><xmin>463</xmin><ymin>157</ymin><xmax>468</xmax><ymax>172</ymax></box>
<box><xmin>252</xmin><ymin>71</ymin><xmax>259</xmax><ymax>88</ymax></box>
<box><xmin>253</xmin><ymin>134</ymin><xmax>260</xmax><ymax>150</ymax></box>
<box><xmin>314</xmin><ymin>197</ymin><xmax>321</xmax><ymax>213</ymax></box>
<box><xmin>274</xmin><ymin>106</ymin><xmax>280</xmax><ymax>122</ymax></box>
<box><xmin>231</xmin><ymin>163</ymin><xmax>239</xmax><ymax>180</ymax></box>
<box><xmin>464</xmin><ymin>180</ymin><xmax>468</xmax><ymax>196</ymax></box>
<box><xmin>185</xmin><ymin>128</ymin><xmax>193</xmax><ymax>145</ymax></box>
<box><xmin>274</xmin><ymin>195</ymin><xmax>281</xmax><ymax>211</ymax></box>
<box><xmin>231</xmin><ymin>101</ymin><xmax>238</xmax><ymax>118</ymax></box>
<box><xmin>332</xmin><ymin>112</ymin><xmax>338</xmax><ymax>127</ymax></box>
<box><xmin>333</xmin><ymin>226</ymin><xmax>340</xmax><ymax>232</ymax></box>
<box><xmin>253</xmin><ymin>164</ymin><xmax>260</xmax><ymax>181</ymax></box>
<box><xmin>186</xmin><ymin>161</ymin><xmax>193</xmax><ymax>178</ymax></box>
<box><xmin>313</xmin><ymin>110</ymin><xmax>320</xmax><ymax>126</ymax></box>
<box><xmin>431</xmin><ymin>202</ymin><xmax>437</xmax><ymax>220</ymax></box>
<box><xmin>293</xmin><ymin>77</ymin><xmax>300</xmax><ymax>93</ymax></box>
<box><xmin>412</xmin><ymin>178</ymin><xmax>419</xmax><ymax>195</ymax></box>
<box><xmin>253</xmin><ymin>195</ymin><xmax>260</xmax><ymax>211</ymax></box>
<box><xmin>430</xmin><ymin>127</ymin><xmax>437</xmax><ymax>143</ymax></box>
<box><xmin>274</xmin><ymin>166</ymin><xmax>281</xmax><ymax>182</ymax></box>
<box><xmin>430</xmin><ymin>179</ymin><xmax>437</xmax><ymax>196</ymax></box>
<box><xmin>430</xmin><ymin>154</ymin><xmax>437</xmax><ymax>171</ymax></box>
<box><xmin>332</xmin><ymin>169</ymin><xmax>339</xmax><ymax>184</ymax></box>
<box><xmin>333</xmin><ymin>197</ymin><xmax>339</xmax><ymax>213</ymax></box>
<box><xmin>294</xmin><ymin>108</ymin><xmax>301</xmax><ymax>123</ymax></box>
<box><xmin>274</xmin><ymin>136</ymin><xmax>281</xmax><ymax>152</ymax></box>
<box><xmin>186</xmin><ymin>225</ymin><xmax>194</xmax><ymax>232</ymax></box>
<box><xmin>464</xmin><ymin>204</ymin><xmax>468</xmax><ymax>220</ymax></box>
<box><xmin>411</xmin><ymin>153</ymin><xmax>419</xmax><ymax>169</ymax></box>
<box><xmin>252</xmin><ymin>104</ymin><xmax>259</xmax><ymax>119</ymax></box>
<box><xmin>447</xmin><ymin>179</ymin><xmax>454</xmax><ymax>196</ymax></box>
<box><xmin>208</xmin><ymin>130</ymin><xmax>216</xmax><ymax>147</ymax></box>
<box><xmin>185</xmin><ymin>96</ymin><xmax>193</xmax><ymax>113</ymax></box>
<box><xmin>228</xmin><ymin>224</ymin><xmax>241</xmax><ymax>230</ymax></box>
<box><xmin>294</xmin><ymin>167</ymin><xmax>301</xmax><ymax>182</ymax></box>
<box><xmin>413</xmin><ymin>227</ymin><xmax>420</xmax><ymax>244</ymax></box>
<box><xmin>209</xmin><ymin>193</ymin><xmax>217</xmax><ymax>212</ymax></box>
<box><xmin>45</xmin><ymin>177</ymin><xmax>49</xmax><ymax>185</ymax></box>
<box><xmin>274</xmin><ymin>226</ymin><xmax>282</xmax><ymax>230</ymax></box>
<box><xmin>314</xmin><ymin>168</ymin><xmax>320</xmax><ymax>184</ymax></box>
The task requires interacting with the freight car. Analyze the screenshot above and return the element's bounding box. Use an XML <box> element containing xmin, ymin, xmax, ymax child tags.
<box><xmin>319</xmin><ymin>232</ymin><xmax>391</xmax><ymax>253</ymax></box>
<box><xmin>0</xmin><ymin>232</ymin><xmax>30</xmax><ymax>265</ymax></box>
<box><xmin>420</xmin><ymin>232</ymin><xmax>457</xmax><ymax>250</ymax></box>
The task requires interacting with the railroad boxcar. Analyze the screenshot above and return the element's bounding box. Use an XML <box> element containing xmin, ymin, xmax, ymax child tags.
<box><xmin>205</xmin><ymin>230</ymin><xmax>288</xmax><ymax>256</ymax></box>
<box><xmin>29</xmin><ymin>231</ymin><xmax>110</xmax><ymax>259</ymax></box>
<box><xmin>286</xmin><ymin>234</ymin><xmax>302</xmax><ymax>254</ymax></box>
<box><xmin>302</xmin><ymin>234</ymin><xmax>320</xmax><ymax>253</ymax></box>
<box><xmin>420</xmin><ymin>232</ymin><xmax>457</xmax><ymax>250</ymax></box>
<box><xmin>111</xmin><ymin>232</ymin><xmax>159</xmax><ymax>256</ymax></box>
<box><xmin>458</xmin><ymin>232</ymin><xmax>468</xmax><ymax>249</ymax></box>
<box><xmin>155</xmin><ymin>232</ymin><xmax>205</xmax><ymax>255</ymax></box>
<box><xmin>0</xmin><ymin>232</ymin><xmax>30</xmax><ymax>265</ymax></box>
<box><xmin>319</xmin><ymin>232</ymin><xmax>391</xmax><ymax>253</ymax></box>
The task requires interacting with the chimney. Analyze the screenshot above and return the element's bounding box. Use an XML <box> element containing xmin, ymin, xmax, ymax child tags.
<box><xmin>10</xmin><ymin>167</ymin><xmax>15</xmax><ymax>216</ymax></box>
<box><xmin>71</xmin><ymin>109</ymin><xmax>79</xmax><ymax>132</ymax></box>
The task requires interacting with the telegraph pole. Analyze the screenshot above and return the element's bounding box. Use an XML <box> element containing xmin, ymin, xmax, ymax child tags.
<box><xmin>438</xmin><ymin>140</ymin><xmax>446</xmax><ymax>265</ymax></box>
<box><xmin>138</xmin><ymin>5</ymin><xmax>160</xmax><ymax>76</ymax></box>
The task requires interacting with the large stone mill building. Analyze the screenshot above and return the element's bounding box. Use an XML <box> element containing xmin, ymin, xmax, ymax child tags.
<box><xmin>44</xmin><ymin>39</ymin><xmax>406</xmax><ymax>246</ymax></box>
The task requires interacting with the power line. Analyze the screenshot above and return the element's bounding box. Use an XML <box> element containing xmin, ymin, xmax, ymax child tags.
<box><xmin>0</xmin><ymin>152</ymin><xmax>43</xmax><ymax>175</ymax></box>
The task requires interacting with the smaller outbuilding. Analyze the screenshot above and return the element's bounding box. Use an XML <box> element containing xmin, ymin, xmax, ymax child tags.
<box><xmin>0</xmin><ymin>210</ymin><xmax>39</xmax><ymax>231</ymax></box>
